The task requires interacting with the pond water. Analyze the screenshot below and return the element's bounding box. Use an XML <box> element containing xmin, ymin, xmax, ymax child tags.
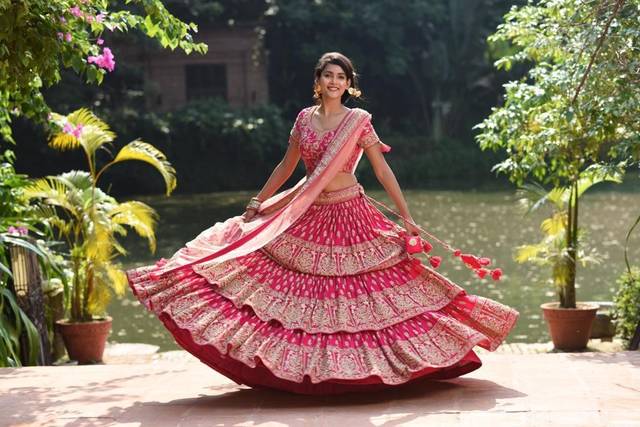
<box><xmin>113</xmin><ymin>182</ymin><xmax>640</xmax><ymax>352</ymax></box>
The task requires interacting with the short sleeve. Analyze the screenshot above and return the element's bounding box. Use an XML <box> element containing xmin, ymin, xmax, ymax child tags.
<box><xmin>288</xmin><ymin>108</ymin><xmax>306</xmax><ymax>146</ymax></box>
<box><xmin>357</xmin><ymin>116</ymin><xmax>391</xmax><ymax>153</ymax></box>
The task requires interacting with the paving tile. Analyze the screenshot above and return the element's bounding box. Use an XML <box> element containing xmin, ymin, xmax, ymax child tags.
<box><xmin>2</xmin><ymin>351</ymin><xmax>638</xmax><ymax>427</ymax></box>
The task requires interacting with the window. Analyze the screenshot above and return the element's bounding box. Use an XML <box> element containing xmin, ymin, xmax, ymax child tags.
<box><xmin>185</xmin><ymin>64</ymin><xmax>227</xmax><ymax>101</ymax></box>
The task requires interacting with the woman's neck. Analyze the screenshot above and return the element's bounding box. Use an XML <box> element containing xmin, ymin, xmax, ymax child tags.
<box><xmin>318</xmin><ymin>99</ymin><xmax>347</xmax><ymax>116</ymax></box>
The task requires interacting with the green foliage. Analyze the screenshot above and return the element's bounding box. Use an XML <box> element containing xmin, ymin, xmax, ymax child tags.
<box><xmin>264</xmin><ymin>0</ymin><xmax>524</xmax><ymax>141</ymax></box>
<box><xmin>612</xmin><ymin>268</ymin><xmax>640</xmax><ymax>348</ymax></box>
<box><xmin>513</xmin><ymin>167</ymin><xmax>622</xmax><ymax>304</ymax></box>
<box><xmin>474</xmin><ymin>0</ymin><xmax>640</xmax><ymax>187</ymax></box>
<box><xmin>0</xmin><ymin>0</ymin><xmax>207</xmax><ymax>143</ymax></box>
<box><xmin>24</xmin><ymin>108</ymin><xmax>173</xmax><ymax>321</ymax></box>
<box><xmin>116</xmin><ymin>98</ymin><xmax>291</xmax><ymax>193</ymax></box>
<box><xmin>474</xmin><ymin>0</ymin><xmax>640</xmax><ymax>307</ymax></box>
<box><xmin>0</xmin><ymin>149</ymin><xmax>69</xmax><ymax>366</ymax></box>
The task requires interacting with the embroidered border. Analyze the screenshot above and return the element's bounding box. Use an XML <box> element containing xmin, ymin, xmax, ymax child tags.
<box><xmin>127</xmin><ymin>260</ymin><xmax>519</xmax><ymax>385</ymax></box>
<box><xmin>194</xmin><ymin>255</ymin><xmax>464</xmax><ymax>333</ymax></box>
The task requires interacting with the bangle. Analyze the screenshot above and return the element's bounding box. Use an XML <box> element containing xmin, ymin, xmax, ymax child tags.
<box><xmin>246</xmin><ymin>197</ymin><xmax>262</xmax><ymax>210</ymax></box>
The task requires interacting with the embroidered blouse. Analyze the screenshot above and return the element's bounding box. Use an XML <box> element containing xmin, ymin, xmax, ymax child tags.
<box><xmin>288</xmin><ymin>106</ymin><xmax>391</xmax><ymax>175</ymax></box>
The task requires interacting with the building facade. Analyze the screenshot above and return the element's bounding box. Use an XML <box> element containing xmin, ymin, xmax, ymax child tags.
<box><xmin>130</xmin><ymin>23</ymin><xmax>269</xmax><ymax>112</ymax></box>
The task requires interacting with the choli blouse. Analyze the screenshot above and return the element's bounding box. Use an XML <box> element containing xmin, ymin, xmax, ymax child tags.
<box><xmin>288</xmin><ymin>106</ymin><xmax>391</xmax><ymax>175</ymax></box>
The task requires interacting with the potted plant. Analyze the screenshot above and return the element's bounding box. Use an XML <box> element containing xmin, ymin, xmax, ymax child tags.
<box><xmin>474</xmin><ymin>0</ymin><xmax>639</xmax><ymax>351</ymax></box>
<box><xmin>24</xmin><ymin>108</ymin><xmax>176</xmax><ymax>363</ymax></box>
<box><xmin>514</xmin><ymin>167</ymin><xmax>622</xmax><ymax>350</ymax></box>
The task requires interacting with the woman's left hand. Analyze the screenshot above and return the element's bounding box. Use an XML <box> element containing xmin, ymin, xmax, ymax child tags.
<box><xmin>403</xmin><ymin>217</ymin><xmax>421</xmax><ymax>236</ymax></box>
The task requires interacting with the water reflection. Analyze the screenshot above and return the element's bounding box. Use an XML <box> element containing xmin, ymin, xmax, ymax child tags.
<box><xmin>114</xmin><ymin>187</ymin><xmax>640</xmax><ymax>351</ymax></box>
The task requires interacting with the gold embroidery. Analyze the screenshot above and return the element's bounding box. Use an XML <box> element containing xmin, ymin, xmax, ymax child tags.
<box><xmin>261</xmin><ymin>232</ymin><xmax>405</xmax><ymax>276</ymax></box>
<box><xmin>160</xmin><ymin>282</ymin><xmax>516</xmax><ymax>384</ymax></box>
<box><xmin>192</xmin><ymin>253</ymin><xmax>465</xmax><ymax>333</ymax></box>
<box><xmin>128</xmin><ymin>262</ymin><xmax>519</xmax><ymax>385</ymax></box>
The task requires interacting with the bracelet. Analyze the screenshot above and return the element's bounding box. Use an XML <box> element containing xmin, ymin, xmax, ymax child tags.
<box><xmin>246</xmin><ymin>197</ymin><xmax>262</xmax><ymax>211</ymax></box>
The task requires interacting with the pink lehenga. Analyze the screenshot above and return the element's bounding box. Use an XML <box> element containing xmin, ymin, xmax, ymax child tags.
<box><xmin>126</xmin><ymin>105</ymin><xmax>519</xmax><ymax>395</ymax></box>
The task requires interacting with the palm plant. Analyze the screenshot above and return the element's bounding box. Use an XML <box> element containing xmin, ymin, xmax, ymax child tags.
<box><xmin>514</xmin><ymin>167</ymin><xmax>622</xmax><ymax>308</ymax></box>
<box><xmin>24</xmin><ymin>108</ymin><xmax>176</xmax><ymax>322</ymax></box>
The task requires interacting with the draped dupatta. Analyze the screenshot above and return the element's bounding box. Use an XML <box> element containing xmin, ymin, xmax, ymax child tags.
<box><xmin>150</xmin><ymin>107</ymin><xmax>372</xmax><ymax>279</ymax></box>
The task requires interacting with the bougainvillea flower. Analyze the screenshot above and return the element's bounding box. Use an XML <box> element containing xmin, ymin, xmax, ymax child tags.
<box><xmin>71</xmin><ymin>123</ymin><xmax>83</xmax><ymax>138</ymax></box>
<box><xmin>453</xmin><ymin>249</ymin><xmax>461</xmax><ymax>257</ymax></box>
<box><xmin>422</xmin><ymin>240</ymin><xmax>433</xmax><ymax>253</ymax></box>
<box><xmin>491</xmin><ymin>268</ymin><xmax>503</xmax><ymax>281</ymax></box>
<box><xmin>479</xmin><ymin>257</ymin><xmax>491</xmax><ymax>266</ymax></box>
<box><xmin>7</xmin><ymin>225</ymin><xmax>28</xmax><ymax>236</ymax></box>
<box><xmin>88</xmin><ymin>47</ymin><xmax>115</xmax><ymax>71</ymax></box>
<box><xmin>69</xmin><ymin>6</ymin><xmax>83</xmax><ymax>17</ymax></box>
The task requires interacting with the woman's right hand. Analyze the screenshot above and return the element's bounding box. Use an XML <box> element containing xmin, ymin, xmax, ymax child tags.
<box><xmin>241</xmin><ymin>208</ymin><xmax>259</xmax><ymax>222</ymax></box>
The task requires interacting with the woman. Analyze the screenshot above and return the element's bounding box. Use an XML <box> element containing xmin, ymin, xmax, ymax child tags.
<box><xmin>127</xmin><ymin>52</ymin><xmax>519</xmax><ymax>395</ymax></box>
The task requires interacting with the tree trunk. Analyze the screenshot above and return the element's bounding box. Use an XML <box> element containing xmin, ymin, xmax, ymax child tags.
<box><xmin>564</xmin><ymin>181</ymin><xmax>578</xmax><ymax>308</ymax></box>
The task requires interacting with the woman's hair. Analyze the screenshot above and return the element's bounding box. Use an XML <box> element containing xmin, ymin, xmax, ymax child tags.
<box><xmin>313</xmin><ymin>52</ymin><xmax>362</xmax><ymax>104</ymax></box>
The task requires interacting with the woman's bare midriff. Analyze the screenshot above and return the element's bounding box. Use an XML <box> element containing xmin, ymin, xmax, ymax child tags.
<box><xmin>319</xmin><ymin>172</ymin><xmax>358</xmax><ymax>192</ymax></box>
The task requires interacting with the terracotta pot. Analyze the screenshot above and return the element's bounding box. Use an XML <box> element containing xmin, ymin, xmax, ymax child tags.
<box><xmin>55</xmin><ymin>316</ymin><xmax>112</xmax><ymax>364</ymax></box>
<box><xmin>540</xmin><ymin>302</ymin><xmax>599</xmax><ymax>351</ymax></box>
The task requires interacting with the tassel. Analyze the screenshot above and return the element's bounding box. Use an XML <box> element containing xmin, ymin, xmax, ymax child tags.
<box><xmin>364</xmin><ymin>194</ymin><xmax>503</xmax><ymax>281</ymax></box>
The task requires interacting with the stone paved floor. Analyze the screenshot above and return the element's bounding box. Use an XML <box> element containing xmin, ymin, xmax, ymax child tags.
<box><xmin>1</xmin><ymin>341</ymin><xmax>638</xmax><ymax>427</ymax></box>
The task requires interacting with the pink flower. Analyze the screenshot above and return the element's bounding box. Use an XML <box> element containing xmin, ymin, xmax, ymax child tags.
<box><xmin>57</xmin><ymin>32</ymin><xmax>64</xmax><ymax>40</ymax></box>
<box><xmin>429</xmin><ymin>256</ymin><xmax>442</xmax><ymax>269</ymax></box>
<box><xmin>65</xmin><ymin>32</ymin><xmax>72</xmax><ymax>42</ymax></box>
<box><xmin>97</xmin><ymin>37</ymin><xmax>104</xmax><ymax>45</ymax></box>
<box><xmin>7</xmin><ymin>226</ymin><xmax>28</xmax><ymax>236</ymax></box>
<box><xmin>71</xmin><ymin>123</ymin><xmax>84</xmax><ymax>138</ymax></box>
<box><xmin>59</xmin><ymin>16</ymin><xmax>66</xmax><ymax>23</ymax></box>
<box><xmin>69</xmin><ymin>6</ymin><xmax>83</xmax><ymax>17</ymax></box>
<box><xmin>62</xmin><ymin>122</ymin><xmax>83</xmax><ymax>138</ymax></box>
<box><xmin>96</xmin><ymin>12</ymin><xmax>106</xmax><ymax>23</ymax></box>
<box><xmin>86</xmin><ymin>15</ymin><xmax>94</xmax><ymax>23</ymax></box>
<box><xmin>479</xmin><ymin>257</ymin><xmax>492</xmax><ymax>266</ymax></box>
<box><xmin>422</xmin><ymin>240</ymin><xmax>433</xmax><ymax>253</ymax></box>
<box><xmin>88</xmin><ymin>46</ymin><xmax>115</xmax><ymax>72</ymax></box>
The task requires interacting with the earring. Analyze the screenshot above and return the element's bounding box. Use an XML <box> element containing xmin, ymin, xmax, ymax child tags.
<box><xmin>313</xmin><ymin>84</ymin><xmax>322</xmax><ymax>99</ymax></box>
<box><xmin>347</xmin><ymin>87</ymin><xmax>362</xmax><ymax>98</ymax></box>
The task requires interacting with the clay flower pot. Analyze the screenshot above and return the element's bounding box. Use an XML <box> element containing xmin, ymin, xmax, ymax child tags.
<box><xmin>55</xmin><ymin>316</ymin><xmax>112</xmax><ymax>364</ymax></box>
<box><xmin>540</xmin><ymin>302</ymin><xmax>599</xmax><ymax>351</ymax></box>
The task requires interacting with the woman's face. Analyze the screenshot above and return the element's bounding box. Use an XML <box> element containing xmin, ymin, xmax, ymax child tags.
<box><xmin>316</xmin><ymin>63</ymin><xmax>351</xmax><ymax>101</ymax></box>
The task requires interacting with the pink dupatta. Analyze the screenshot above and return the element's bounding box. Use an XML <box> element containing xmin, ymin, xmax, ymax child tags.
<box><xmin>151</xmin><ymin>107</ymin><xmax>372</xmax><ymax>279</ymax></box>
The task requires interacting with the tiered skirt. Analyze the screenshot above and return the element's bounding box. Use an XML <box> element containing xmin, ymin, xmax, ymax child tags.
<box><xmin>126</xmin><ymin>183</ymin><xmax>520</xmax><ymax>394</ymax></box>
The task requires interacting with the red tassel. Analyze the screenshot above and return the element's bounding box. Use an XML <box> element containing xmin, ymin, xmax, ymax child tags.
<box><xmin>479</xmin><ymin>257</ymin><xmax>491</xmax><ymax>266</ymax></box>
<box><xmin>476</xmin><ymin>268</ymin><xmax>489</xmax><ymax>279</ymax></box>
<box><xmin>460</xmin><ymin>254</ymin><xmax>482</xmax><ymax>270</ymax></box>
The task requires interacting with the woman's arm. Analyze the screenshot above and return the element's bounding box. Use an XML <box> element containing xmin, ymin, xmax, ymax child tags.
<box><xmin>364</xmin><ymin>144</ymin><xmax>419</xmax><ymax>233</ymax></box>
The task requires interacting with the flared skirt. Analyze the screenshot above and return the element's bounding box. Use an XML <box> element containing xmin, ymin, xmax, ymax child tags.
<box><xmin>126</xmin><ymin>182</ymin><xmax>520</xmax><ymax>395</ymax></box>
